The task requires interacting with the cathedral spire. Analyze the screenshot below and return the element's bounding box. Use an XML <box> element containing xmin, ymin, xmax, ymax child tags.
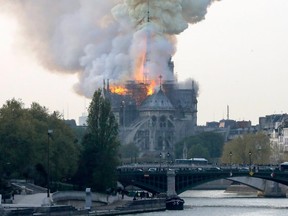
<box><xmin>143</xmin><ymin>0</ymin><xmax>151</xmax><ymax>83</ymax></box>
<box><xmin>159</xmin><ymin>75</ymin><xmax>163</xmax><ymax>90</ymax></box>
<box><xmin>147</xmin><ymin>0</ymin><xmax>150</xmax><ymax>23</ymax></box>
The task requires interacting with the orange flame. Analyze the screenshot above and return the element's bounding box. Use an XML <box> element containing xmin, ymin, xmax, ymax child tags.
<box><xmin>110</xmin><ymin>85</ymin><xmax>128</xmax><ymax>95</ymax></box>
<box><xmin>147</xmin><ymin>80</ymin><xmax>156</xmax><ymax>95</ymax></box>
<box><xmin>109</xmin><ymin>35</ymin><xmax>158</xmax><ymax>97</ymax></box>
<box><xmin>134</xmin><ymin>52</ymin><xmax>146</xmax><ymax>81</ymax></box>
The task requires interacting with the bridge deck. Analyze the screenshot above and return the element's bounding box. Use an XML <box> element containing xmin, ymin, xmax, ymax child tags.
<box><xmin>117</xmin><ymin>164</ymin><xmax>288</xmax><ymax>194</ymax></box>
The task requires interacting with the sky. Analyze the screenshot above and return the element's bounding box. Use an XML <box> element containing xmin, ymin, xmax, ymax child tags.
<box><xmin>0</xmin><ymin>0</ymin><xmax>288</xmax><ymax>126</ymax></box>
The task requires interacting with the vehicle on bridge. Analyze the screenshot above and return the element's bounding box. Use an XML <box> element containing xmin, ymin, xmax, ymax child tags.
<box><xmin>175</xmin><ymin>158</ymin><xmax>208</xmax><ymax>166</ymax></box>
<box><xmin>280</xmin><ymin>162</ymin><xmax>288</xmax><ymax>171</ymax></box>
<box><xmin>117</xmin><ymin>163</ymin><xmax>288</xmax><ymax>197</ymax></box>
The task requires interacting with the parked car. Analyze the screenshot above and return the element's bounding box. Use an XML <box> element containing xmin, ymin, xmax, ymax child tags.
<box><xmin>148</xmin><ymin>167</ymin><xmax>157</xmax><ymax>172</ymax></box>
<box><xmin>206</xmin><ymin>167</ymin><xmax>222</xmax><ymax>171</ymax></box>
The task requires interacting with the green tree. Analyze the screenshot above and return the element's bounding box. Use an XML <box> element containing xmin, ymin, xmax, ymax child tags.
<box><xmin>119</xmin><ymin>143</ymin><xmax>139</xmax><ymax>163</ymax></box>
<box><xmin>0</xmin><ymin>99</ymin><xmax>80</xmax><ymax>188</ymax></box>
<box><xmin>76</xmin><ymin>89</ymin><xmax>120</xmax><ymax>192</ymax></box>
<box><xmin>47</xmin><ymin>111</ymin><xmax>80</xmax><ymax>183</ymax></box>
<box><xmin>221</xmin><ymin>133</ymin><xmax>271</xmax><ymax>165</ymax></box>
<box><xmin>188</xmin><ymin>144</ymin><xmax>210</xmax><ymax>159</ymax></box>
<box><xmin>175</xmin><ymin>132</ymin><xmax>225</xmax><ymax>162</ymax></box>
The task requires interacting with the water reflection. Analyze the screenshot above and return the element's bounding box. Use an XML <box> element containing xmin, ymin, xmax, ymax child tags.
<box><xmin>137</xmin><ymin>190</ymin><xmax>288</xmax><ymax>216</ymax></box>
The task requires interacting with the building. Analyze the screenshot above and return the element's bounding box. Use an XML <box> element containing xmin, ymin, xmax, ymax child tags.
<box><xmin>204</xmin><ymin>119</ymin><xmax>256</xmax><ymax>142</ymax></box>
<box><xmin>103</xmin><ymin>64</ymin><xmax>198</xmax><ymax>159</ymax></box>
<box><xmin>78</xmin><ymin>113</ymin><xmax>88</xmax><ymax>126</ymax></box>
<box><xmin>259</xmin><ymin>114</ymin><xmax>288</xmax><ymax>163</ymax></box>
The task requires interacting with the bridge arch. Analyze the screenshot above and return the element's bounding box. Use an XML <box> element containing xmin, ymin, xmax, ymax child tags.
<box><xmin>228</xmin><ymin>176</ymin><xmax>287</xmax><ymax>197</ymax></box>
<box><xmin>117</xmin><ymin>166</ymin><xmax>288</xmax><ymax>196</ymax></box>
<box><xmin>227</xmin><ymin>176</ymin><xmax>266</xmax><ymax>192</ymax></box>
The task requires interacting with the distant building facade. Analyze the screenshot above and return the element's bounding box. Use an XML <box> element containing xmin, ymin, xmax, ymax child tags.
<box><xmin>259</xmin><ymin>114</ymin><xmax>288</xmax><ymax>163</ymax></box>
<box><xmin>78</xmin><ymin>113</ymin><xmax>88</xmax><ymax>126</ymax></box>
<box><xmin>205</xmin><ymin>119</ymin><xmax>256</xmax><ymax>141</ymax></box>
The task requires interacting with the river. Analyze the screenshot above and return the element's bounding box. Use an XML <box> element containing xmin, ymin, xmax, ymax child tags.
<box><xmin>136</xmin><ymin>190</ymin><xmax>288</xmax><ymax>216</ymax></box>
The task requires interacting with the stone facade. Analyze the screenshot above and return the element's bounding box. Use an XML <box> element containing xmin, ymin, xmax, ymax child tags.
<box><xmin>259</xmin><ymin>114</ymin><xmax>288</xmax><ymax>163</ymax></box>
<box><xmin>104</xmin><ymin>80</ymin><xmax>198</xmax><ymax>159</ymax></box>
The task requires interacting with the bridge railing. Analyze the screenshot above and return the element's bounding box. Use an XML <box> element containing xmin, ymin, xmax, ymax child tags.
<box><xmin>117</xmin><ymin>164</ymin><xmax>280</xmax><ymax>174</ymax></box>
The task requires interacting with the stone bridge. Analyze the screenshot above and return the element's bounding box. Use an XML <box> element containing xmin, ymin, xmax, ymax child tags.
<box><xmin>228</xmin><ymin>176</ymin><xmax>287</xmax><ymax>197</ymax></box>
<box><xmin>117</xmin><ymin>165</ymin><xmax>288</xmax><ymax>197</ymax></box>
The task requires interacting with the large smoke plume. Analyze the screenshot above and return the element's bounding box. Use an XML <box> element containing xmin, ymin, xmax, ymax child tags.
<box><xmin>1</xmin><ymin>0</ymin><xmax>219</xmax><ymax>98</ymax></box>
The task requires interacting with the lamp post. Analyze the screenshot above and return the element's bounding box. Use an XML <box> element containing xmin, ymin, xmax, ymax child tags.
<box><xmin>122</xmin><ymin>101</ymin><xmax>125</xmax><ymax>129</ymax></box>
<box><xmin>121</xmin><ymin>101</ymin><xmax>125</xmax><ymax>143</ymax></box>
<box><xmin>167</xmin><ymin>152</ymin><xmax>170</xmax><ymax>168</ymax></box>
<box><xmin>159</xmin><ymin>153</ymin><xmax>162</xmax><ymax>170</ymax></box>
<box><xmin>47</xmin><ymin>129</ymin><xmax>53</xmax><ymax>198</ymax></box>
<box><xmin>249</xmin><ymin>151</ymin><xmax>252</xmax><ymax>172</ymax></box>
<box><xmin>257</xmin><ymin>146</ymin><xmax>262</xmax><ymax>165</ymax></box>
<box><xmin>229</xmin><ymin>151</ymin><xmax>232</xmax><ymax>171</ymax></box>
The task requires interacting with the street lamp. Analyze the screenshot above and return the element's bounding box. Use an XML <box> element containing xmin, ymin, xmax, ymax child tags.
<box><xmin>167</xmin><ymin>152</ymin><xmax>170</xmax><ymax>168</ymax></box>
<box><xmin>47</xmin><ymin>129</ymin><xmax>53</xmax><ymax>198</ymax></box>
<box><xmin>159</xmin><ymin>153</ymin><xmax>162</xmax><ymax>169</ymax></box>
<box><xmin>257</xmin><ymin>146</ymin><xmax>262</xmax><ymax>165</ymax></box>
<box><xmin>121</xmin><ymin>101</ymin><xmax>125</xmax><ymax>143</ymax></box>
<box><xmin>122</xmin><ymin>101</ymin><xmax>125</xmax><ymax>129</ymax></box>
<box><xmin>229</xmin><ymin>151</ymin><xmax>232</xmax><ymax>171</ymax></box>
<box><xmin>249</xmin><ymin>151</ymin><xmax>252</xmax><ymax>172</ymax></box>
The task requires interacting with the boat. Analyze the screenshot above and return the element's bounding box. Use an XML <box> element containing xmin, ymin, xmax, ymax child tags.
<box><xmin>165</xmin><ymin>195</ymin><xmax>185</xmax><ymax>210</ymax></box>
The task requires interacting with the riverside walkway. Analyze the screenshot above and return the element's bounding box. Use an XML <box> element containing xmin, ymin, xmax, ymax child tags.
<box><xmin>1</xmin><ymin>192</ymin><xmax>166</xmax><ymax>215</ymax></box>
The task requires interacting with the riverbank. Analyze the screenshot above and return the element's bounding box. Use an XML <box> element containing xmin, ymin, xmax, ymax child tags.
<box><xmin>1</xmin><ymin>194</ymin><xmax>166</xmax><ymax>216</ymax></box>
<box><xmin>225</xmin><ymin>184</ymin><xmax>258</xmax><ymax>194</ymax></box>
<box><xmin>91</xmin><ymin>198</ymin><xmax>166</xmax><ymax>215</ymax></box>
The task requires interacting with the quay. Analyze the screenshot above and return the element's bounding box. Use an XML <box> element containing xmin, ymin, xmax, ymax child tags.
<box><xmin>90</xmin><ymin>199</ymin><xmax>166</xmax><ymax>216</ymax></box>
<box><xmin>0</xmin><ymin>192</ymin><xmax>166</xmax><ymax>216</ymax></box>
<box><xmin>0</xmin><ymin>168</ymin><xmax>181</xmax><ymax>215</ymax></box>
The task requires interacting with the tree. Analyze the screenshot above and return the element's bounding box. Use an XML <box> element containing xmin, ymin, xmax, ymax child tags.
<box><xmin>47</xmin><ymin>111</ymin><xmax>80</xmax><ymax>184</ymax></box>
<box><xmin>188</xmin><ymin>144</ymin><xmax>210</xmax><ymax>159</ymax></box>
<box><xmin>0</xmin><ymin>99</ymin><xmax>80</xmax><ymax>188</ymax></box>
<box><xmin>76</xmin><ymin>89</ymin><xmax>120</xmax><ymax>192</ymax></box>
<box><xmin>174</xmin><ymin>132</ymin><xmax>225</xmax><ymax>162</ymax></box>
<box><xmin>119</xmin><ymin>143</ymin><xmax>139</xmax><ymax>163</ymax></box>
<box><xmin>221</xmin><ymin>133</ymin><xmax>271</xmax><ymax>165</ymax></box>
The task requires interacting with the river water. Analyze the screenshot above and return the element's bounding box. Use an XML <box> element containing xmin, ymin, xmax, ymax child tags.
<box><xmin>136</xmin><ymin>190</ymin><xmax>288</xmax><ymax>216</ymax></box>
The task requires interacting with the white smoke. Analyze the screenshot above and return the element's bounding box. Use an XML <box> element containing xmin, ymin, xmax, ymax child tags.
<box><xmin>178</xmin><ymin>78</ymin><xmax>199</xmax><ymax>97</ymax></box>
<box><xmin>1</xmin><ymin>0</ymin><xmax>219</xmax><ymax>98</ymax></box>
